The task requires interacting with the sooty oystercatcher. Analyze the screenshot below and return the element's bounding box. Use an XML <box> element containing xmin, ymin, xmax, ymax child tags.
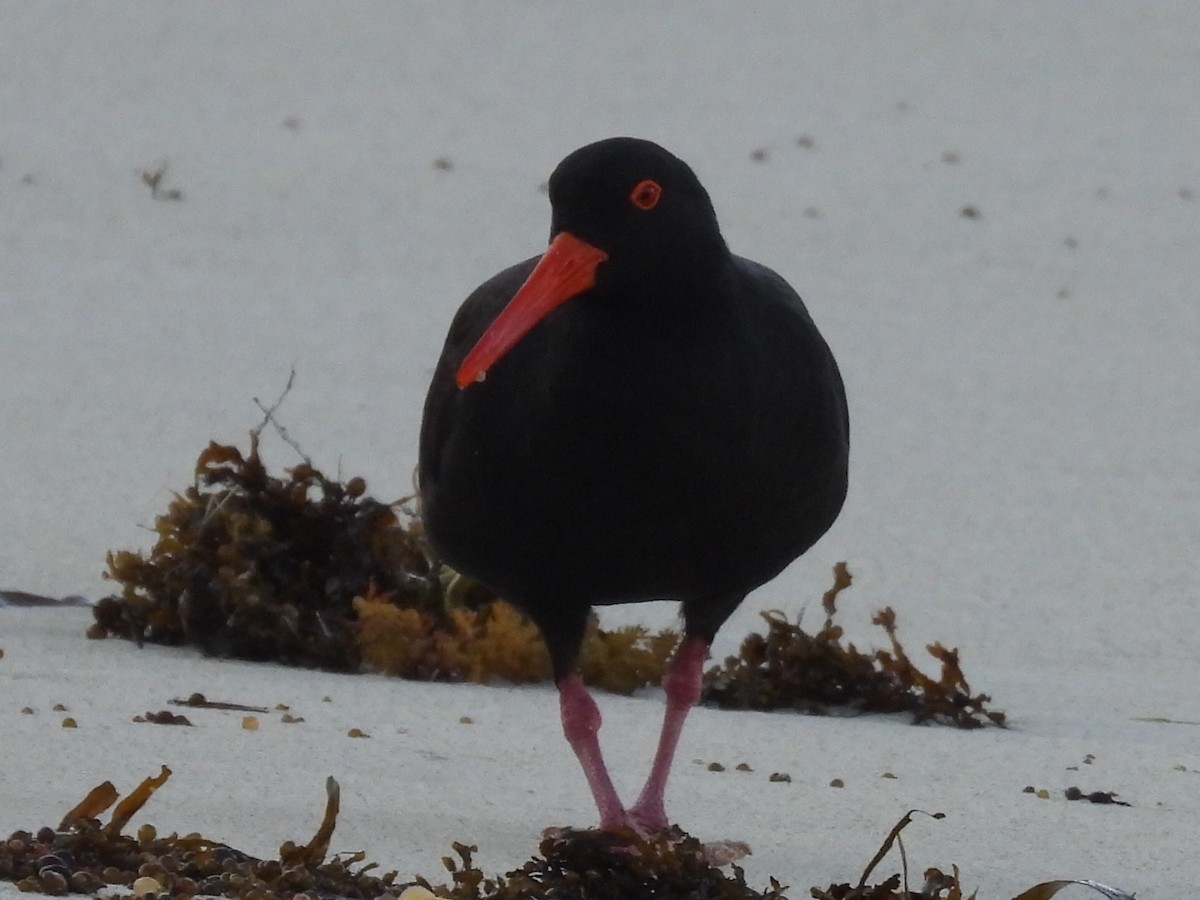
<box><xmin>419</xmin><ymin>137</ymin><xmax>849</xmax><ymax>833</ymax></box>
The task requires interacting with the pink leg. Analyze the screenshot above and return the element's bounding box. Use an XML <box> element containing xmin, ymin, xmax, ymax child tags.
<box><xmin>558</xmin><ymin>674</ymin><xmax>628</xmax><ymax>829</ymax></box>
<box><xmin>627</xmin><ymin>636</ymin><xmax>709</xmax><ymax>832</ymax></box>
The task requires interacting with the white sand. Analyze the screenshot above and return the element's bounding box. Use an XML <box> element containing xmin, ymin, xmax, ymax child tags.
<box><xmin>2</xmin><ymin>3</ymin><xmax>1198</xmax><ymax>896</ymax></box>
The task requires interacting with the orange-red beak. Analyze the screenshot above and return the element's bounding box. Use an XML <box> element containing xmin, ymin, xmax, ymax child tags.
<box><xmin>455</xmin><ymin>232</ymin><xmax>608</xmax><ymax>389</ymax></box>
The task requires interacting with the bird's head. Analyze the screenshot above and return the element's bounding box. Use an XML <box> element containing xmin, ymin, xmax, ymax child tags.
<box><xmin>455</xmin><ymin>137</ymin><xmax>727</xmax><ymax>389</ymax></box>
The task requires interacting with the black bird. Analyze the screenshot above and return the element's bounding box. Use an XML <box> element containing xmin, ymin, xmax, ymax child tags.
<box><xmin>419</xmin><ymin>137</ymin><xmax>848</xmax><ymax>833</ymax></box>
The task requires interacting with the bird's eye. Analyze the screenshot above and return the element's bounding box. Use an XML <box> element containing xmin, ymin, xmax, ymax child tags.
<box><xmin>629</xmin><ymin>179</ymin><xmax>662</xmax><ymax>211</ymax></box>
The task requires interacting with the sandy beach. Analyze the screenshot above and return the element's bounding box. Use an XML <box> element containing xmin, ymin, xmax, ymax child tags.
<box><xmin>3</xmin><ymin>4</ymin><xmax>1198</xmax><ymax>896</ymax></box>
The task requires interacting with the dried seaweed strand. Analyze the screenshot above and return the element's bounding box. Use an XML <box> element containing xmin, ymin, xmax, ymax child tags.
<box><xmin>856</xmin><ymin>809</ymin><xmax>946</xmax><ymax>890</ymax></box>
<box><xmin>57</xmin><ymin>782</ymin><xmax>118</xmax><ymax>829</ymax></box>
<box><xmin>105</xmin><ymin>765</ymin><xmax>171</xmax><ymax>836</ymax></box>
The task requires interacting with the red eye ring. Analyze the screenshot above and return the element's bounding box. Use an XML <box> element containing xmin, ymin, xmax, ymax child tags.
<box><xmin>629</xmin><ymin>179</ymin><xmax>662</xmax><ymax>211</ymax></box>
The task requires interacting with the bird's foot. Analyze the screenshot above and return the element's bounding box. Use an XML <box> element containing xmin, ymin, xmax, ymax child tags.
<box><xmin>542</xmin><ymin>814</ymin><xmax>673</xmax><ymax>844</ymax></box>
<box><xmin>540</xmin><ymin>823</ymin><xmax>751</xmax><ymax>866</ymax></box>
<box><xmin>625</xmin><ymin>801</ymin><xmax>669</xmax><ymax>836</ymax></box>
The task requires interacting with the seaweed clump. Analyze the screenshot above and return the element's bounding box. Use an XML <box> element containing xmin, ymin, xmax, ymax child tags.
<box><xmin>2</xmin><ymin>770</ymin><xmax>789</xmax><ymax>900</ymax></box>
<box><xmin>2</xmin><ymin>771</ymin><xmax>1135</xmax><ymax>900</ymax></box>
<box><xmin>354</xmin><ymin>591</ymin><xmax>677</xmax><ymax>693</ymax></box>
<box><xmin>0</xmin><ymin>772</ymin><xmax>404</xmax><ymax>899</ymax></box>
<box><xmin>93</xmin><ymin>434</ymin><xmax>428</xmax><ymax>671</ymax></box>
<box><xmin>92</xmin><ymin>419</ymin><xmax>676</xmax><ymax>694</ymax></box>
<box><xmin>701</xmin><ymin>564</ymin><xmax>1005</xmax><ymax>729</ymax></box>
<box><xmin>425</xmin><ymin>832</ymin><xmax>788</xmax><ymax>900</ymax></box>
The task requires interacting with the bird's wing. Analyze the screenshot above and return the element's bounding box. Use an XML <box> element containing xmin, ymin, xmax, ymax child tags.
<box><xmin>418</xmin><ymin>256</ymin><xmax>539</xmax><ymax>493</ymax></box>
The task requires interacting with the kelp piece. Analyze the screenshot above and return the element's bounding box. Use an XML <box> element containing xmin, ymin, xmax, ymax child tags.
<box><xmin>170</xmin><ymin>692</ymin><xmax>269</xmax><ymax>713</ymax></box>
<box><xmin>702</xmin><ymin>564</ymin><xmax>1005</xmax><ymax>729</ymax></box>
<box><xmin>57</xmin><ymin>782</ymin><xmax>119</xmax><ymax>829</ymax></box>
<box><xmin>1063</xmin><ymin>787</ymin><xmax>1131</xmax><ymax>806</ymax></box>
<box><xmin>1010</xmin><ymin>882</ymin><xmax>1135</xmax><ymax>900</ymax></box>
<box><xmin>812</xmin><ymin>809</ymin><xmax>969</xmax><ymax>899</ymax></box>
<box><xmin>853</xmin><ymin>810</ymin><xmax>948</xmax><ymax>894</ymax></box>
<box><xmin>105</xmin><ymin>766</ymin><xmax>172</xmax><ymax>836</ymax></box>
<box><xmin>279</xmin><ymin>776</ymin><xmax>339</xmax><ymax>867</ymax></box>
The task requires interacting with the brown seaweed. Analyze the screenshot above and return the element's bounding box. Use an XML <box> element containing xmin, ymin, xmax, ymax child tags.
<box><xmin>702</xmin><ymin>564</ymin><xmax>1005</xmax><ymax>729</ymax></box>
<box><xmin>1063</xmin><ymin>787</ymin><xmax>1130</xmax><ymax>806</ymax></box>
<box><xmin>0</xmin><ymin>772</ymin><xmax>1136</xmax><ymax>900</ymax></box>
<box><xmin>170</xmin><ymin>693</ymin><xmax>269</xmax><ymax>713</ymax></box>
<box><xmin>3</xmin><ymin>772</ymin><xmax>400</xmax><ymax>899</ymax></box>
<box><xmin>93</xmin><ymin>433</ymin><xmax>431</xmax><ymax>671</ymax></box>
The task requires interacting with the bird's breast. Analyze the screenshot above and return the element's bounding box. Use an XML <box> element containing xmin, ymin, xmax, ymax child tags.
<box><xmin>423</xmin><ymin>285</ymin><xmax>845</xmax><ymax>605</ymax></box>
